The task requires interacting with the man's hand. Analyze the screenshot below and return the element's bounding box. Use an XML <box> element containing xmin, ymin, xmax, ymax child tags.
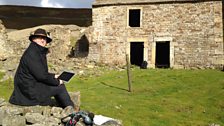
<box><xmin>59</xmin><ymin>79</ymin><xmax>64</xmax><ymax>85</ymax></box>
<box><xmin>55</xmin><ymin>74</ymin><xmax>64</xmax><ymax>85</ymax></box>
<box><xmin>55</xmin><ymin>74</ymin><xmax>60</xmax><ymax>78</ymax></box>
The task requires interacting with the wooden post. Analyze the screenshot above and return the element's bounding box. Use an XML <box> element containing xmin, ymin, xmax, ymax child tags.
<box><xmin>126</xmin><ymin>54</ymin><xmax>132</xmax><ymax>92</ymax></box>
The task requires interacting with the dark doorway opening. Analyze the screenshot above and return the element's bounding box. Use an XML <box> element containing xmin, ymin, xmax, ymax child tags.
<box><xmin>68</xmin><ymin>34</ymin><xmax>89</xmax><ymax>58</ymax></box>
<box><xmin>129</xmin><ymin>9</ymin><xmax>141</xmax><ymax>27</ymax></box>
<box><xmin>130</xmin><ymin>42</ymin><xmax>144</xmax><ymax>66</ymax></box>
<box><xmin>156</xmin><ymin>41</ymin><xmax>170</xmax><ymax>68</ymax></box>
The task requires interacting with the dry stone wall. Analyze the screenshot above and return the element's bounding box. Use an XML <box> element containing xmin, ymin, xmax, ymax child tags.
<box><xmin>0</xmin><ymin>93</ymin><xmax>122</xmax><ymax>126</ymax></box>
<box><xmin>0</xmin><ymin>24</ymin><xmax>95</xmax><ymax>80</ymax></box>
<box><xmin>0</xmin><ymin>92</ymin><xmax>81</xmax><ymax>126</ymax></box>
<box><xmin>0</xmin><ymin>22</ymin><xmax>120</xmax><ymax>81</ymax></box>
<box><xmin>91</xmin><ymin>1</ymin><xmax>223</xmax><ymax>69</ymax></box>
<box><xmin>0</xmin><ymin>20</ymin><xmax>13</xmax><ymax>61</ymax></box>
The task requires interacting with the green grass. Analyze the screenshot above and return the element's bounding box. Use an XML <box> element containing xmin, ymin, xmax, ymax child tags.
<box><xmin>0</xmin><ymin>68</ymin><xmax>224</xmax><ymax>126</ymax></box>
<box><xmin>67</xmin><ymin>68</ymin><xmax>224</xmax><ymax>126</ymax></box>
<box><xmin>0</xmin><ymin>72</ymin><xmax>14</xmax><ymax>99</ymax></box>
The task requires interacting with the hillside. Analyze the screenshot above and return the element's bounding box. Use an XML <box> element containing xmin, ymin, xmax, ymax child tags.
<box><xmin>0</xmin><ymin>5</ymin><xmax>92</xmax><ymax>30</ymax></box>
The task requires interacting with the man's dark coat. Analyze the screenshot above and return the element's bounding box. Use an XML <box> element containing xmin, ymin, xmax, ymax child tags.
<box><xmin>9</xmin><ymin>42</ymin><xmax>60</xmax><ymax>106</ymax></box>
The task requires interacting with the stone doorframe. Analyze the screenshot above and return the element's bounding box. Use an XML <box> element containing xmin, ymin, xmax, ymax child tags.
<box><xmin>126</xmin><ymin>37</ymin><xmax>149</xmax><ymax>65</ymax></box>
<box><xmin>151</xmin><ymin>37</ymin><xmax>174</xmax><ymax>68</ymax></box>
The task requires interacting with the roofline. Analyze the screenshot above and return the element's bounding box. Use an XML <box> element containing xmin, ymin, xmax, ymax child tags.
<box><xmin>93</xmin><ymin>0</ymin><xmax>222</xmax><ymax>8</ymax></box>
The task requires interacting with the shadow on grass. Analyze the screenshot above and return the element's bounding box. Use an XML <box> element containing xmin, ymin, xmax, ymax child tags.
<box><xmin>100</xmin><ymin>82</ymin><xmax>129</xmax><ymax>92</ymax></box>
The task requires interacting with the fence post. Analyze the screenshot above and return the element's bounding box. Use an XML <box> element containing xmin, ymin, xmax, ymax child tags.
<box><xmin>126</xmin><ymin>54</ymin><xmax>132</xmax><ymax>92</ymax></box>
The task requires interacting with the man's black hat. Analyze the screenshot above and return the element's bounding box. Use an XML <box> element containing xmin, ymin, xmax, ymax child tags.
<box><xmin>29</xmin><ymin>28</ymin><xmax>52</xmax><ymax>43</ymax></box>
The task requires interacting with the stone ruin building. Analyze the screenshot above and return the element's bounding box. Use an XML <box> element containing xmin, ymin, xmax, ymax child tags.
<box><xmin>89</xmin><ymin>0</ymin><xmax>223</xmax><ymax>69</ymax></box>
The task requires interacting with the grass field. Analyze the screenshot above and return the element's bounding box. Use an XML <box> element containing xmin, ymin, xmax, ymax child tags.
<box><xmin>0</xmin><ymin>68</ymin><xmax>223</xmax><ymax>126</ymax></box>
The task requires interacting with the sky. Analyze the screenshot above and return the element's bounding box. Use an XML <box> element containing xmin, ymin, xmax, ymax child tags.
<box><xmin>0</xmin><ymin>0</ymin><xmax>95</xmax><ymax>8</ymax></box>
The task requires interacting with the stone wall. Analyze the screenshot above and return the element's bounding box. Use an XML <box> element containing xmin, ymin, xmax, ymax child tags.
<box><xmin>90</xmin><ymin>1</ymin><xmax>223</xmax><ymax>69</ymax></box>
<box><xmin>0</xmin><ymin>20</ymin><xmax>13</xmax><ymax>61</ymax></box>
<box><xmin>0</xmin><ymin>92</ymin><xmax>81</xmax><ymax>126</ymax></box>
<box><xmin>0</xmin><ymin>93</ymin><xmax>122</xmax><ymax>126</ymax></box>
<box><xmin>0</xmin><ymin>24</ymin><xmax>94</xmax><ymax>80</ymax></box>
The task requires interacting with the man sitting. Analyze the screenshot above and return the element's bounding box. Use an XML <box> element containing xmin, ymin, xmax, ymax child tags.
<box><xmin>9</xmin><ymin>28</ymin><xmax>75</xmax><ymax>109</ymax></box>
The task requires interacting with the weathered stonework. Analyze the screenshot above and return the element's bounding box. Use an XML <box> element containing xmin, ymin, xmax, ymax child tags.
<box><xmin>0</xmin><ymin>20</ymin><xmax>13</xmax><ymax>61</ymax></box>
<box><xmin>90</xmin><ymin>0</ymin><xmax>223</xmax><ymax>69</ymax></box>
<box><xmin>0</xmin><ymin>93</ymin><xmax>122</xmax><ymax>126</ymax></box>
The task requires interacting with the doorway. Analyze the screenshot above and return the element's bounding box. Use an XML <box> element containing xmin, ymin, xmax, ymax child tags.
<box><xmin>156</xmin><ymin>41</ymin><xmax>170</xmax><ymax>68</ymax></box>
<box><xmin>130</xmin><ymin>42</ymin><xmax>144</xmax><ymax>66</ymax></box>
